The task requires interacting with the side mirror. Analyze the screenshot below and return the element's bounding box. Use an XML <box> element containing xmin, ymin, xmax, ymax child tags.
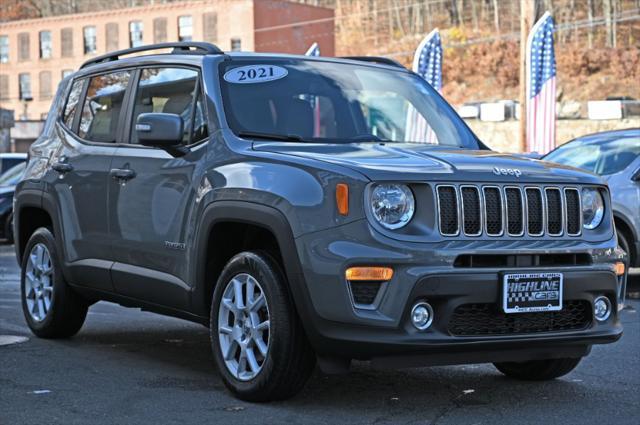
<box><xmin>632</xmin><ymin>167</ymin><xmax>640</xmax><ymax>182</ymax></box>
<box><xmin>136</xmin><ymin>113</ymin><xmax>183</xmax><ymax>148</ymax></box>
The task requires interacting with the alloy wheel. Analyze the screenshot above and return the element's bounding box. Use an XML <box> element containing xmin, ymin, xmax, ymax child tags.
<box><xmin>24</xmin><ymin>243</ymin><xmax>54</xmax><ymax>322</ymax></box>
<box><xmin>218</xmin><ymin>273</ymin><xmax>270</xmax><ymax>381</ymax></box>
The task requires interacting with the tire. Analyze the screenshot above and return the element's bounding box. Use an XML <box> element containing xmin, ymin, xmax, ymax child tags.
<box><xmin>493</xmin><ymin>357</ymin><xmax>582</xmax><ymax>381</ymax></box>
<box><xmin>617</xmin><ymin>230</ymin><xmax>633</xmax><ymax>266</ymax></box>
<box><xmin>20</xmin><ymin>227</ymin><xmax>88</xmax><ymax>338</ymax></box>
<box><xmin>210</xmin><ymin>251</ymin><xmax>316</xmax><ymax>402</ymax></box>
<box><xmin>4</xmin><ymin>212</ymin><xmax>14</xmax><ymax>245</ymax></box>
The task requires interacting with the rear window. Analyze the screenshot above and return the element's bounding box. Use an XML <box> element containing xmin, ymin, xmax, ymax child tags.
<box><xmin>62</xmin><ymin>78</ymin><xmax>84</xmax><ymax>129</ymax></box>
<box><xmin>78</xmin><ymin>71</ymin><xmax>131</xmax><ymax>143</ymax></box>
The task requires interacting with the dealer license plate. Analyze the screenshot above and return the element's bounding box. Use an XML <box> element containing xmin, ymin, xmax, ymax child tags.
<box><xmin>502</xmin><ymin>273</ymin><xmax>563</xmax><ymax>313</ymax></box>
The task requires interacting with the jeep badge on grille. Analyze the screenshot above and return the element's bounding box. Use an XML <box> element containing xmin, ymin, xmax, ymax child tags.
<box><xmin>493</xmin><ymin>167</ymin><xmax>522</xmax><ymax>177</ymax></box>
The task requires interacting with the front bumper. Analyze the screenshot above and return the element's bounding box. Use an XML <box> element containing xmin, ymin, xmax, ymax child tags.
<box><xmin>293</xmin><ymin>219</ymin><xmax>624</xmax><ymax>362</ymax></box>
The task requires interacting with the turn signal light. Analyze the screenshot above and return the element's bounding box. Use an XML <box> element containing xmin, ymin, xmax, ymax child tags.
<box><xmin>336</xmin><ymin>183</ymin><xmax>349</xmax><ymax>216</ymax></box>
<box><xmin>345</xmin><ymin>267</ymin><xmax>393</xmax><ymax>281</ymax></box>
<box><xmin>614</xmin><ymin>262</ymin><xmax>625</xmax><ymax>276</ymax></box>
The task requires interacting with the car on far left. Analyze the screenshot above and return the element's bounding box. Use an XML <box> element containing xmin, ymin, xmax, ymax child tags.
<box><xmin>0</xmin><ymin>161</ymin><xmax>27</xmax><ymax>244</ymax></box>
<box><xmin>0</xmin><ymin>153</ymin><xmax>27</xmax><ymax>174</ymax></box>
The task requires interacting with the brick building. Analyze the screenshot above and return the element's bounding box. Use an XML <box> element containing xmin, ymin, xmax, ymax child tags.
<box><xmin>0</xmin><ymin>0</ymin><xmax>334</xmax><ymax>121</ymax></box>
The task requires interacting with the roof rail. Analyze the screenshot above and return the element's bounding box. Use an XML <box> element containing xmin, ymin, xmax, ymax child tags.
<box><xmin>80</xmin><ymin>42</ymin><xmax>223</xmax><ymax>69</ymax></box>
<box><xmin>340</xmin><ymin>56</ymin><xmax>405</xmax><ymax>69</ymax></box>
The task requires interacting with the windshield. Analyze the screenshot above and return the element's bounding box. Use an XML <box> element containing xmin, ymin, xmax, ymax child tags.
<box><xmin>219</xmin><ymin>59</ymin><xmax>479</xmax><ymax>148</ymax></box>
<box><xmin>0</xmin><ymin>162</ymin><xmax>26</xmax><ymax>187</ymax></box>
<box><xmin>544</xmin><ymin>136</ymin><xmax>640</xmax><ymax>175</ymax></box>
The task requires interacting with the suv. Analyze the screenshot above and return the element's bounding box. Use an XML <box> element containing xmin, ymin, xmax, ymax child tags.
<box><xmin>15</xmin><ymin>42</ymin><xmax>625</xmax><ymax>402</ymax></box>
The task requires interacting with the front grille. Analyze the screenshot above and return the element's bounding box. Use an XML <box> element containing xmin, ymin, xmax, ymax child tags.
<box><xmin>546</xmin><ymin>188</ymin><xmax>562</xmax><ymax>235</ymax></box>
<box><xmin>349</xmin><ymin>281</ymin><xmax>382</xmax><ymax>305</ymax></box>
<box><xmin>436</xmin><ymin>185</ymin><xmax>582</xmax><ymax>237</ymax></box>
<box><xmin>461</xmin><ymin>186</ymin><xmax>481</xmax><ymax>235</ymax></box>
<box><xmin>437</xmin><ymin>186</ymin><xmax>459</xmax><ymax>236</ymax></box>
<box><xmin>525</xmin><ymin>188</ymin><xmax>544</xmax><ymax>235</ymax></box>
<box><xmin>565</xmin><ymin>188</ymin><xmax>581</xmax><ymax>235</ymax></box>
<box><xmin>483</xmin><ymin>187</ymin><xmax>503</xmax><ymax>236</ymax></box>
<box><xmin>448</xmin><ymin>301</ymin><xmax>592</xmax><ymax>336</ymax></box>
<box><xmin>505</xmin><ymin>188</ymin><xmax>524</xmax><ymax>235</ymax></box>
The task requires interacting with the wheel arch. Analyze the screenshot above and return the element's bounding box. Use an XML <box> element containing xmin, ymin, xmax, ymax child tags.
<box><xmin>192</xmin><ymin>201</ymin><xmax>316</xmax><ymax>329</ymax></box>
<box><xmin>14</xmin><ymin>189</ymin><xmax>55</xmax><ymax>265</ymax></box>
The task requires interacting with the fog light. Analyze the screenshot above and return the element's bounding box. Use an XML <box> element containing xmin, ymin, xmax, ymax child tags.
<box><xmin>411</xmin><ymin>302</ymin><xmax>434</xmax><ymax>330</ymax></box>
<box><xmin>593</xmin><ymin>296</ymin><xmax>612</xmax><ymax>322</ymax></box>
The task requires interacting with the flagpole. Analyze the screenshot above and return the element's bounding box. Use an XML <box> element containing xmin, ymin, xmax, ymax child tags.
<box><xmin>519</xmin><ymin>0</ymin><xmax>535</xmax><ymax>152</ymax></box>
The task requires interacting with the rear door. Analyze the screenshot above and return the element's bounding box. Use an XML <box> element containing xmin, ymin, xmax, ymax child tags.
<box><xmin>46</xmin><ymin>70</ymin><xmax>133</xmax><ymax>290</ymax></box>
<box><xmin>108</xmin><ymin>66</ymin><xmax>210</xmax><ymax>309</ymax></box>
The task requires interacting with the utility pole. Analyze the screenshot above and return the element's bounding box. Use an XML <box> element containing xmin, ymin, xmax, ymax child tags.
<box><xmin>519</xmin><ymin>0</ymin><xmax>535</xmax><ymax>152</ymax></box>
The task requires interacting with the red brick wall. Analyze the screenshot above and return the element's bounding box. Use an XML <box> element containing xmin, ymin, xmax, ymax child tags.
<box><xmin>253</xmin><ymin>0</ymin><xmax>334</xmax><ymax>56</ymax></box>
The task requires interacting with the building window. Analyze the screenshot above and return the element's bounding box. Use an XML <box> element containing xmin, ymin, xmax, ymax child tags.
<box><xmin>203</xmin><ymin>13</ymin><xmax>217</xmax><ymax>43</ymax></box>
<box><xmin>153</xmin><ymin>18</ymin><xmax>167</xmax><ymax>43</ymax></box>
<box><xmin>62</xmin><ymin>69</ymin><xmax>74</xmax><ymax>79</ymax></box>
<box><xmin>0</xmin><ymin>36</ymin><xmax>8</xmax><ymax>63</ymax></box>
<box><xmin>61</xmin><ymin>28</ymin><xmax>73</xmax><ymax>57</ymax></box>
<box><xmin>106</xmin><ymin>23</ymin><xmax>119</xmax><ymax>52</ymax></box>
<box><xmin>0</xmin><ymin>75</ymin><xmax>8</xmax><ymax>100</ymax></box>
<box><xmin>39</xmin><ymin>31</ymin><xmax>52</xmax><ymax>59</ymax></box>
<box><xmin>18</xmin><ymin>32</ymin><xmax>30</xmax><ymax>61</ymax></box>
<box><xmin>19</xmin><ymin>73</ymin><xmax>32</xmax><ymax>100</ymax></box>
<box><xmin>231</xmin><ymin>37</ymin><xmax>241</xmax><ymax>52</ymax></box>
<box><xmin>178</xmin><ymin>16</ymin><xmax>193</xmax><ymax>42</ymax></box>
<box><xmin>84</xmin><ymin>26</ymin><xmax>97</xmax><ymax>54</ymax></box>
<box><xmin>39</xmin><ymin>71</ymin><xmax>52</xmax><ymax>100</ymax></box>
<box><xmin>129</xmin><ymin>21</ymin><xmax>143</xmax><ymax>48</ymax></box>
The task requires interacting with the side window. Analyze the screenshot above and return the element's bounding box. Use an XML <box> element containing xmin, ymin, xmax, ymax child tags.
<box><xmin>78</xmin><ymin>71</ymin><xmax>131</xmax><ymax>143</ymax></box>
<box><xmin>130</xmin><ymin>67</ymin><xmax>208</xmax><ymax>144</ymax></box>
<box><xmin>62</xmin><ymin>79</ymin><xmax>84</xmax><ymax>129</ymax></box>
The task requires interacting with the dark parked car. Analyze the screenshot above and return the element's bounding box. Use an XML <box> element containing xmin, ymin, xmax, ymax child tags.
<box><xmin>0</xmin><ymin>162</ymin><xmax>26</xmax><ymax>243</ymax></box>
<box><xmin>14</xmin><ymin>42</ymin><xmax>625</xmax><ymax>402</ymax></box>
<box><xmin>0</xmin><ymin>153</ymin><xmax>27</xmax><ymax>174</ymax></box>
<box><xmin>543</xmin><ymin>129</ymin><xmax>640</xmax><ymax>267</ymax></box>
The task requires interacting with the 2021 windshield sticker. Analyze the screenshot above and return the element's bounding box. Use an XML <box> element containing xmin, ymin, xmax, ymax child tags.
<box><xmin>224</xmin><ymin>65</ymin><xmax>288</xmax><ymax>84</ymax></box>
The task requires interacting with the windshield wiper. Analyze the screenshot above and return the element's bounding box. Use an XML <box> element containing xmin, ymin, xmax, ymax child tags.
<box><xmin>238</xmin><ymin>131</ymin><xmax>307</xmax><ymax>143</ymax></box>
<box><xmin>347</xmin><ymin>134</ymin><xmax>390</xmax><ymax>143</ymax></box>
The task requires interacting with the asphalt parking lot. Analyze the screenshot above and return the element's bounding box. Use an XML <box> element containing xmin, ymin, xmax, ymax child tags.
<box><xmin>1</xmin><ymin>244</ymin><xmax>639</xmax><ymax>425</ymax></box>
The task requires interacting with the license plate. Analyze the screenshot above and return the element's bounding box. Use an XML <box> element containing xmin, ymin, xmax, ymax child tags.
<box><xmin>502</xmin><ymin>273</ymin><xmax>563</xmax><ymax>313</ymax></box>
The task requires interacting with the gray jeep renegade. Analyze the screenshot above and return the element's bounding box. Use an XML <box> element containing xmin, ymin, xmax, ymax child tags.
<box><xmin>15</xmin><ymin>42</ymin><xmax>625</xmax><ymax>401</ymax></box>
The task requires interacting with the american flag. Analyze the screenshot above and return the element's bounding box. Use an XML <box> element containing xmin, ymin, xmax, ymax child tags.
<box><xmin>526</xmin><ymin>12</ymin><xmax>557</xmax><ymax>154</ymax></box>
<box><xmin>305</xmin><ymin>42</ymin><xmax>321</xmax><ymax>136</ymax></box>
<box><xmin>305</xmin><ymin>42</ymin><xmax>320</xmax><ymax>57</ymax></box>
<box><xmin>406</xmin><ymin>29</ymin><xmax>442</xmax><ymax>143</ymax></box>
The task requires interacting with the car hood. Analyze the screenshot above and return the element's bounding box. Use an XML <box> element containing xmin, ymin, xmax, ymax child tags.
<box><xmin>252</xmin><ymin>142</ymin><xmax>604</xmax><ymax>184</ymax></box>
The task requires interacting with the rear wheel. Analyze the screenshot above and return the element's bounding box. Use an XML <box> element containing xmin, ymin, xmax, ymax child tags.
<box><xmin>210</xmin><ymin>251</ymin><xmax>315</xmax><ymax>401</ymax></box>
<box><xmin>493</xmin><ymin>357</ymin><xmax>582</xmax><ymax>381</ymax></box>
<box><xmin>20</xmin><ymin>228</ymin><xmax>88</xmax><ymax>338</ymax></box>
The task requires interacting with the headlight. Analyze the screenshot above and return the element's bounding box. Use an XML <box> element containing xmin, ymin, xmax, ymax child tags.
<box><xmin>581</xmin><ymin>188</ymin><xmax>604</xmax><ymax>230</ymax></box>
<box><xmin>370</xmin><ymin>184</ymin><xmax>415</xmax><ymax>229</ymax></box>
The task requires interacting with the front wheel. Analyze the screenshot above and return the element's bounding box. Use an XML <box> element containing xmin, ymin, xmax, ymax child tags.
<box><xmin>493</xmin><ymin>357</ymin><xmax>582</xmax><ymax>381</ymax></box>
<box><xmin>210</xmin><ymin>251</ymin><xmax>315</xmax><ymax>401</ymax></box>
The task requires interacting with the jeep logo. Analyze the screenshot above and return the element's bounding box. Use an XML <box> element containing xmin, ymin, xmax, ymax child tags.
<box><xmin>493</xmin><ymin>167</ymin><xmax>522</xmax><ymax>177</ymax></box>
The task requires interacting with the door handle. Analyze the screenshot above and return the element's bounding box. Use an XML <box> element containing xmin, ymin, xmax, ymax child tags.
<box><xmin>51</xmin><ymin>162</ymin><xmax>74</xmax><ymax>173</ymax></box>
<box><xmin>110</xmin><ymin>168</ymin><xmax>136</xmax><ymax>181</ymax></box>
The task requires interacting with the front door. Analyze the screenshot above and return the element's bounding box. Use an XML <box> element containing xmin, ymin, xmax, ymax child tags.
<box><xmin>47</xmin><ymin>70</ymin><xmax>132</xmax><ymax>291</ymax></box>
<box><xmin>108</xmin><ymin>66</ymin><xmax>210</xmax><ymax>310</ymax></box>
